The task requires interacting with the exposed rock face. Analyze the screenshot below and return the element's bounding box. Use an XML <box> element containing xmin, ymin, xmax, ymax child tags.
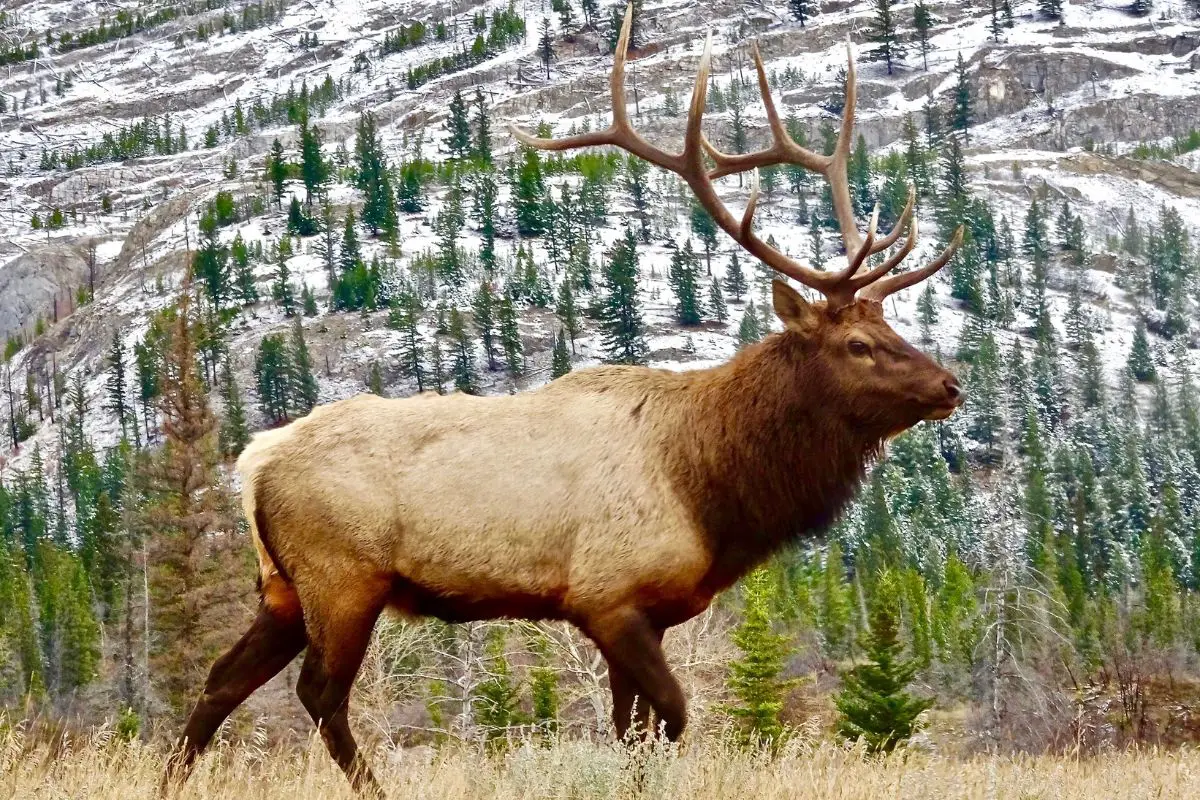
<box><xmin>0</xmin><ymin>245</ymin><xmax>89</xmax><ymax>340</ymax></box>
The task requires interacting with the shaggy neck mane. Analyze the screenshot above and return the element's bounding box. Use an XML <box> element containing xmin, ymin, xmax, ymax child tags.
<box><xmin>658</xmin><ymin>332</ymin><xmax>885</xmax><ymax>592</ymax></box>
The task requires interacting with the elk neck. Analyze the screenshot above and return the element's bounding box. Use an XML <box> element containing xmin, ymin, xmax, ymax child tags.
<box><xmin>655</xmin><ymin>331</ymin><xmax>885</xmax><ymax>593</ymax></box>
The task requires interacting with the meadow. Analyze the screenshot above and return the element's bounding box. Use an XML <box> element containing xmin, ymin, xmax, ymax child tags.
<box><xmin>4</xmin><ymin>733</ymin><xmax>1199</xmax><ymax>800</ymax></box>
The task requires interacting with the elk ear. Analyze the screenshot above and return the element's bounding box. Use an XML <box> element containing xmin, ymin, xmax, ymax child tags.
<box><xmin>772</xmin><ymin>279</ymin><xmax>820</xmax><ymax>335</ymax></box>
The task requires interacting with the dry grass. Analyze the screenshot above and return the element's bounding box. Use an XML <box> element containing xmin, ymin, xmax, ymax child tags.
<box><xmin>4</xmin><ymin>731</ymin><xmax>1200</xmax><ymax>800</ymax></box>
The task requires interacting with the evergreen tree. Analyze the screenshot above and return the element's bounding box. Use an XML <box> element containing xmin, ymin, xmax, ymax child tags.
<box><xmin>599</xmin><ymin>228</ymin><xmax>648</xmax><ymax>365</ymax></box>
<box><xmin>267</xmin><ymin>138</ymin><xmax>288</xmax><ymax>208</ymax></box>
<box><xmin>913</xmin><ymin>2</ymin><xmax>934</xmax><ymax>71</ymax></box>
<box><xmin>624</xmin><ymin>155</ymin><xmax>653</xmax><ymax>243</ymax></box>
<box><xmin>1128</xmin><ymin>319</ymin><xmax>1156</xmax><ymax>382</ymax></box>
<box><xmin>255</xmin><ymin>333</ymin><xmax>292</xmax><ymax>424</ymax></box>
<box><xmin>868</xmin><ymin>0</ymin><xmax>906</xmax><ymax>75</ymax></box>
<box><xmin>950</xmin><ymin>54</ymin><xmax>973</xmax><ymax>145</ymax></box>
<box><xmin>789</xmin><ymin>0</ymin><xmax>811</xmax><ymax>26</ymax></box>
<box><xmin>556</xmin><ymin>278</ymin><xmax>582</xmax><ymax>354</ymax></box>
<box><xmin>474</xmin><ymin>281</ymin><xmax>500</xmax><ymax>371</ymax></box>
<box><xmin>538</xmin><ymin>17</ymin><xmax>556</xmax><ymax>79</ymax></box>
<box><xmin>514</xmin><ymin>147</ymin><xmax>548</xmax><ymax>237</ymax></box>
<box><xmin>272</xmin><ymin>243</ymin><xmax>297</xmax><ymax>317</ymax></box>
<box><xmin>498</xmin><ymin>293</ymin><xmax>524</xmax><ymax>378</ymax></box>
<box><xmin>193</xmin><ymin>211</ymin><xmax>231</xmax><ymax>312</ymax></box>
<box><xmin>724</xmin><ymin>250</ymin><xmax>748</xmax><ymax>302</ymax></box>
<box><xmin>737</xmin><ymin>299</ymin><xmax>764</xmax><ymax>347</ymax></box>
<box><xmin>669</xmin><ymin>239</ymin><xmax>704</xmax><ymax>325</ymax></box>
<box><xmin>448</xmin><ymin>308</ymin><xmax>479</xmax><ymax>395</ymax></box>
<box><xmin>835</xmin><ymin>571</ymin><xmax>933</xmax><ymax>753</ymax></box>
<box><xmin>551</xmin><ymin>328</ymin><xmax>572</xmax><ymax>378</ymax></box>
<box><xmin>290</xmin><ymin>319</ymin><xmax>318</xmax><ymax>415</ymax></box>
<box><xmin>390</xmin><ymin>292</ymin><xmax>427</xmax><ymax>392</ymax></box>
<box><xmin>708</xmin><ymin>277</ymin><xmax>728</xmax><ymax>323</ymax></box>
<box><xmin>725</xmin><ymin>568</ymin><xmax>794</xmax><ymax>748</ymax></box>
<box><xmin>218</xmin><ymin>357</ymin><xmax>250</xmax><ymax>459</ymax></box>
<box><xmin>471</xmin><ymin>170</ymin><xmax>500</xmax><ymax>273</ymax></box>
<box><xmin>445</xmin><ymin>90</ymin><xmax>472</xmax><ymax>161</ymax></box>
<box><xmin>298</xmin><ymin>110</ymin><xmax>328</xmax><ymax>206</ymax></box>
<box><xmin>690</xmin><ymin>200</ymin><xmax>719</xmax><ymax>274</ymax></box>
<box><xmin>106</xmin><ymin>331</ymin><xmax>131</xmax><ymax>440</ymax></box>
<box><xmin>1039</xmin><ymin>0</ymin><xmax>1064</xmax><ymax>20</ymax></box>
<box><xmin>472</xmin><ymin>88</ymin><xmax>493</xmax><ymax>166</ymax></box>
<box><xmin>231</xmin><ymin>234</ymin><xmax>258</xmax><ymax>306</ymax></box>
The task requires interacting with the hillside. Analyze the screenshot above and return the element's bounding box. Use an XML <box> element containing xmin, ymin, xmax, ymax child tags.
<box><xmin>1</xmin><ymin>0</ymin><xmax>1200</xmax><ymax>759</ymax></box>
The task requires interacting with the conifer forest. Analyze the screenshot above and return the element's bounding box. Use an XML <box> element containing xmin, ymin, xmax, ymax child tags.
<box><xmin>3</xmin><ymin>0</ymin><xmax>1200</xmax><ymax>797</ymax></box>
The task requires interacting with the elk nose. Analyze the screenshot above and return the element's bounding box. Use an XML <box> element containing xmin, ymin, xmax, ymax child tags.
<box><xmin>944</xmin><ymin>378</ymin><xmax>964</xmax><ymax>405</ymax></box>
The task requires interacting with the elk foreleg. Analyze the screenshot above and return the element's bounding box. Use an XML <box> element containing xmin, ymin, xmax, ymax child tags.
<box><xmin>588</xmin><ymin>608</ymin><xmax>687</xmax><ymax>741</ymax></box>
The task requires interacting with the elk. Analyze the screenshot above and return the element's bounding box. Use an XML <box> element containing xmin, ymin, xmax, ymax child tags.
<box><xmin>164</xmin><ymin>7</ymin><xmax>963</xmax><ymax>797</ymax></box>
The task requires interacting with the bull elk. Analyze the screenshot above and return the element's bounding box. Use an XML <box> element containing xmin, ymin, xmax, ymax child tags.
<box><xmin>164</xmin><ymin>6</ymin><xmax>964</xmax><ymax>796</ymax></box>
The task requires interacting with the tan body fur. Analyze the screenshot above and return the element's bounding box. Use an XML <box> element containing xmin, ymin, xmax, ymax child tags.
<box><xmin>242</xmin><ymin>368</ymin><xmax>713</xmax><ymax>632</ymax></box>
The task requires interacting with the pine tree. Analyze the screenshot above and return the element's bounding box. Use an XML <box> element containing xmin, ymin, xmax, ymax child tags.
<box><xmin>669</xmin><ymin>239</ymin><xmax>704</xmax><ymax>325</ymax></box>
<box><xmin>218</xmin><ymin>357</ymin><xmax>250</xmax><ymax>459</ymax></box>
<box><xmin>1039</xmin><ymin>0</ymin><xmax>1064</xmax><ymax>20</ymax></box>
<box><xmin>868</xmin><ymin>0</ymin><xmax>906</xmax><ymax>75</ymax></box>
<box><xmin>724</xmin><ymin>250</ymin><xmax>748</xmax><ymax>302</ymax></box>
<box><xmin>255</xmin><ymin>333</ymin><xmax>292</xmax><ymax>424</ymax></box>
<box><xmin>298</xmin><ymin>110</ymin><xmax>328</xmax><ymax>206</ymax></box>
<box><xmin>913</xmin><ymin>2</ymin><xmax>934</xmax><ymax>71</ymax></box>
<box><xmin>498</xmin><ymin>293</ymin><xmax>524</xmax><ymax>378</ymax></box>
<box><xmin>708</xmin><ymin>277</ymin><xmax>728</xmax><ymax>323</ymax></box>
<box><xmin>950</xmin><ymin>53</ymin><xmax>972</xmax><ymax>145</ymax></box>
<box><xmin>538</xmin><ymin>17</ymin><xmax>556</xmax><ymax>79</ymax></box>
<box><xmin>472</xmin><ymin>88</ymin><xmax>493</xmax><ymax>166</ymax></box>
<box><xmin>737</xmin><ymin>299</ymin><xmax>764</xmax><ymax>347</ymax></box>
<box><xmin>291</xmin><ymin>319</ymin><xmax>318</xmax><ymax>415</ymax></box>
<box><xmin>390</xmin><ymin>292</ymin><xmax>427</xmax><ymax>392</ymax></box>
<box><xmin>231</xmin><ymin>234</ymin><xmax>258</xmax><ymax>306</ymax></box>
<box><xmin>267</xmin><ymin>138</ymin><xmax>288</xmax><ymax>208</ymax></box>
<box><xmin>725</xmin><ymin>568</ymin><xmax>794</xmax><ymax>748</ymax></box>
<box><xmin>599</xmin><ymin>228</ymin><xmax>648</xmax><ymax>365</ymax></box>
<box><xmin>789</xmin><ymin>0</ymin><xmax>811</xmax><ymax>26</ymax></box>
<box><xmin>474</xmin><ymin>281</ymin><xmax>500</xmax><ymax>371</ymax></box>
<box><xmin>428</xmin><ymin>335</ymin><xmax>446</xmax><ymax>395</ymax></box>
<box><xmin>690</xmin><ymin>200</ymin><xmax>719</xmax><ymax>274</ymax></box>
<box><xmin>106</xmin><ymin>331</ymin><xmax>131</xmax><ymax>440</ymax></box>
<box><xmin>193</xmin><ymin>210</ymin><xmax>231</xmax><ymax>312</ymax></box>
<box><xmin>820</xmin><ymin>539</ymin><xmax>853</xmax><ymax>656</ymax></box>
<box><xmin>471</xmin><ymin>170</ymin><xmax>500</xmax><ymax>273</ymax></box>
<box><xmin>514</xmin><ymin>147</ymin><xmax>547</xmax><ymax>237</ymax></box>
<box><xmin>1129</xmin><ymin>318</ymin><xmax>1156</xmax><ymax>382</ymax></box>
<box><xmin>445</xmin><ymin>90</ymin><xmax>472</xmax><ymax>160</ymax></box>
<box><xmin>624</xmin><ymin>155</ymin><xmax>653</xmax><ymax>243</ymax></box>
<box><xmin>364</xmin><ymin>362</ymin><xmax>383</xmax><ymax>395</ymax></box>
<box><xmin>448</xmin><ymin>308</ymin><xmax>479</xmax><ymax>395</ymax></box>
<box><xmin>272</xmin><ymin>242</ymin><xmax>297</xmax><ymax>317</ymax></box>
<box><xmin>555</xmin><ymin>279</ymin><xmax>581</xmax><ymax>354</ymax></box>
<box><xmin>551</xmin><ymin>328</ymin><xmax>572</xmax><ymax>378</ymax></box>
<box><xmin>835</xmin><ymin>571</ymin><xmax>933</xmax><ymax>753</ymax></box>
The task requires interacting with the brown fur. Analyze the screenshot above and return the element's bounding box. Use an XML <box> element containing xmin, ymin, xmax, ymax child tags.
<box><xmin>165</xmin><ymin>283</ymin><xmax>961</xmax><ymax>796</ymax></box>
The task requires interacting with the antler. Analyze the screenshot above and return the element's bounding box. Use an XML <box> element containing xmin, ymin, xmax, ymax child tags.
<box><xmin>510</xmin><ymin>4</ymin><xmax>964</xmax><ymax>310</ymax></box>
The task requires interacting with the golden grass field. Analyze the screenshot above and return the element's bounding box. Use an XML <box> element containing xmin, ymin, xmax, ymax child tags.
<box><xmin>4</xmin><ymin>734</ymin><xmax>1200</xmax><ymax>800</ymax></box>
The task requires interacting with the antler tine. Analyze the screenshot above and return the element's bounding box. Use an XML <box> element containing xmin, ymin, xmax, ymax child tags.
<box><xmin>509</xmin><ymin>4</ymin><xmax>682</xmax><ymax>173</ymax></box>
<box><xmin>860</xmin><ymin>225</ymin><xmax>965</xmax><ymax>302</ymax></box>
<box><xmin>703</xmin><ymin>41</ymin><xmax>830</xmax><ymax>180</ymax></box>
<box><xmin>869</xmin><ymin>187</ymin><xmax>915</xmax><ymax>254</ymax></box>
<box><xmin>832</xmin><ymin>204</ymin><xmax>878</xmax><ymax>284</ymax></box>
<box><xmin>851</xmin><ymin>216</ymin><xmax>920</xmax><ymax>290</ymax></box>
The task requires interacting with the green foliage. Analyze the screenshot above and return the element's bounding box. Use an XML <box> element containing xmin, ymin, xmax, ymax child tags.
<box><xmin>836</xmin><ymin>571</ymin><xmax>932</xmax><ymax>753</ymax></box>
<box><xmin>598</xmin><ymin>228</ymin><xmax>648</xmax><ymax>365</ymax></box>
<box><xmin>725</xmin><ymin>569</ymin><xmax>795</xmax><ymax>749</ymax></box>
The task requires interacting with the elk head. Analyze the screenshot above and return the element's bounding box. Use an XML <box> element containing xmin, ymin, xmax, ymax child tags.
<box><xmin>512</xmin><ymin>5</ymin><xmax>965</xmax><ymax>434</ymax></box>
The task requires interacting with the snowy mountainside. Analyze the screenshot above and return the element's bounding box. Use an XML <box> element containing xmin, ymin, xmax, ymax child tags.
<box><xmin>1</xmin><ymin>0</ymin><xmax>1199</xmax><ymax>481</ymax></box>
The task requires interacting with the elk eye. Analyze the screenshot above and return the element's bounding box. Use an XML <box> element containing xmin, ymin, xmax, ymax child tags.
<box><xmin>848</xmin><ymin>340</ymin><xmax>872</xmax><ymax>357</ymax></box>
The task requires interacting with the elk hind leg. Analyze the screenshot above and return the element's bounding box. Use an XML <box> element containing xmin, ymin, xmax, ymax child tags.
<box><xmin>295</xmin><ymin>582</ymin><xmax>387</xmax><ymax>797</ymax></box>
<box><xmin>162</xmin><ymin>598</ymin><xmax>305</xmax><ymax>790</ymax></box>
